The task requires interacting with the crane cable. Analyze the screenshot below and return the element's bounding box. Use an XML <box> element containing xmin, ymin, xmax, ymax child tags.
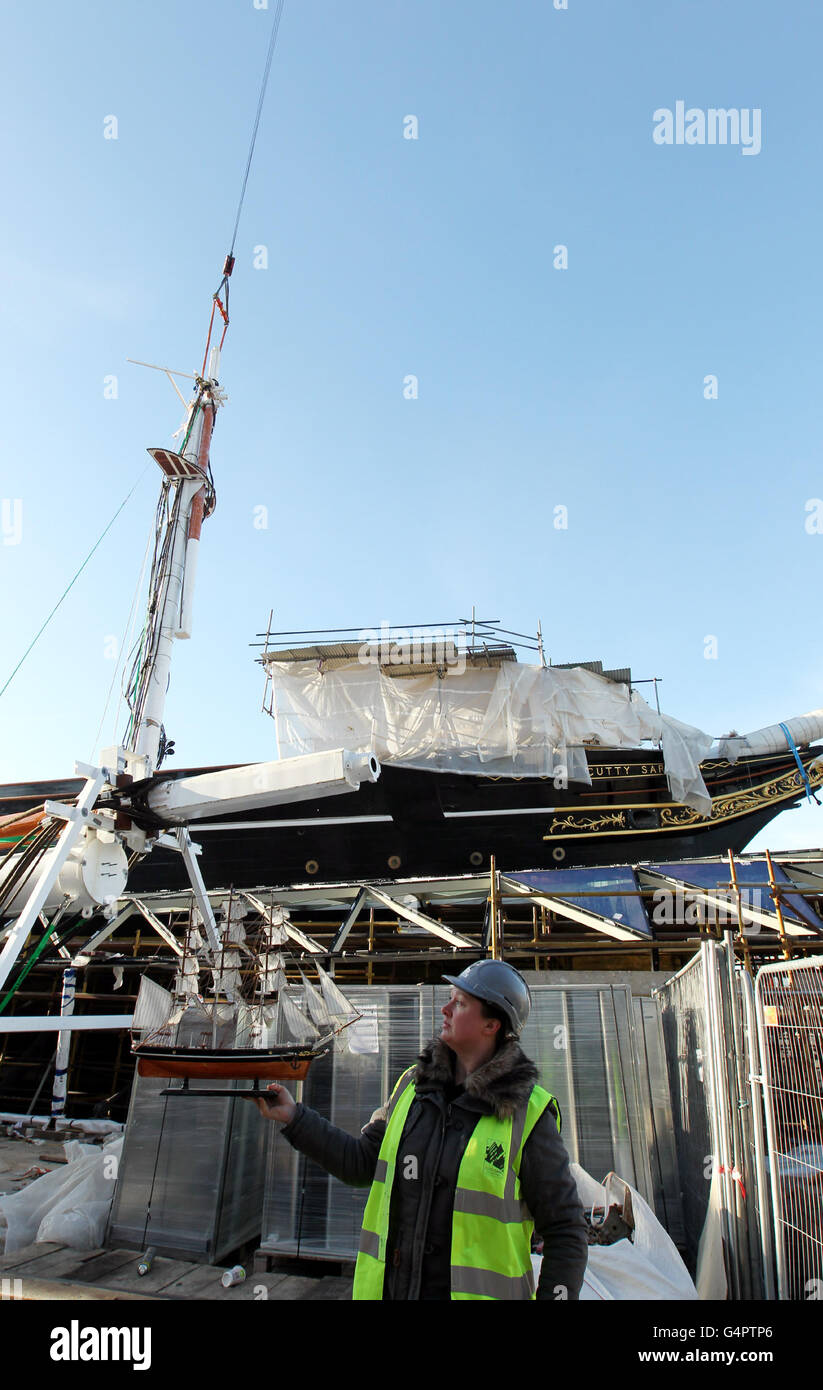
<box><xmin>201</xmin><ymin>0</ymin><xmax>287</xmax><ymax>375</ymax></box>
<box><xmin>229</xmin><ymin>0</ymin><xmax>287</xmax><ymax>261</ymax></box>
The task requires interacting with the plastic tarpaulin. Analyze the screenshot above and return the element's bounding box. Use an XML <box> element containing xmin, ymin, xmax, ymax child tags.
<box><xmin>531</xmin><ymin>1164</ymin><xmax>698</xmax><ymax>1300</ymax></box>
<box><xmin>267</xmin><ymin>660</ymin><xmax>714</xmax><ymax>814</ymax></box>
<box><xmin>0</xmin><ymin>1136</ymin><xmax>123</xmax><ymax>1254</ymax></box>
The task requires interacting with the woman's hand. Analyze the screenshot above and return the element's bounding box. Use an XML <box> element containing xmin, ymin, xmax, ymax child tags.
<box><xmin>252</xmin><ymin>1082</ymin><xmax>297</xmax><ymax>1124</ymax></box>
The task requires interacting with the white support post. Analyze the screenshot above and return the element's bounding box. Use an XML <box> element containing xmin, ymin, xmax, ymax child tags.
<box><xmin>365</xmin><ymin>885</ymin><xmax>476</xmax><ymax>949</ymax></box>
<box><xmin>131</xmin><ymin>899</ymin><xmax>185</xmax><ymax>957</ymax></box>
<box><xmin>330</xmin><ymin>887</ymin><xmax>368</xmax><ymax>954</ymax></box>
<box><xmin>50</xmin><ymin>967</ymin><xmax>77</xmax><ymax>1121</ymax></box>
<box><xmin>176</xmin><ymin>827</ymin><xmax>223</xmax><ymax>958</ymax></box>
<box><xmin>72</xmin><ymin>904</ymin><xmax>137</xmax><ymax>964</ymax></box>
<box><xmin>0</xmin><ymin>767</ymin><xmax>108</xmax><ymax>995</ymax></box>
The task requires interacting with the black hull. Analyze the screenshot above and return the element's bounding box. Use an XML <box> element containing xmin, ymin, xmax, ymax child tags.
<box><xmin>2</xmin><ymin>747</ymin><xmax>819</xmax><ymax>891</ymax></box>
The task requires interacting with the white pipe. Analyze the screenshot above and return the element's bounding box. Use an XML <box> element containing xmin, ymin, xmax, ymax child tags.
<box><xmin>145</xmin><ymin>748</ymin><xmax>381</xmax><ymax>824</ymax></box>
<box><xmin>0</xmin><ymin>1016</ymin><xmax>133</xmax><ymax>1032</ymax></box>
<box><xmin>134</xmin><ymin>377</ymin><xmax>213</xmax><ymax>770</ymax></box>
<box><xmin>712</xmin><ymin>709</ymin><xmax>823</xmax><ymax>761</ymax></box>
<box><xmin>0</xmin><ymin>1112</ymin><xmax>123</xmax><ymax>1133</ymax></box>
<box><xmin>176</xmin><ymin>536</ymin><xmax>199</xmax><ymax>640</ymax></box>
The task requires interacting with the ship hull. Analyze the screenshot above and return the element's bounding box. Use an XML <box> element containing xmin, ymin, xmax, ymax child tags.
<box><xmin>134</xmin><ymin>1046</ymin><xmax>320</xmax><ymax>1081</ymax></box>
<box><xmin>1</xmin><ymin>747</ymin><xmax>820</xmax><ymax>890</ymax></box>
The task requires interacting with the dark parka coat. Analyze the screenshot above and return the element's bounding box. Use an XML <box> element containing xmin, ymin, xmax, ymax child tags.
<box><xmin>281</xmin><ymin>1037</ymin><xmax>589</xmax><ymax>1300</ymax></box>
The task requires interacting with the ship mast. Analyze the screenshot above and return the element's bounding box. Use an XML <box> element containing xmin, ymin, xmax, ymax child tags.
<box><xmin>129</xmin><ymin>338</ymin><xmax>224</xmax><ymax>776</ymax></box>
<box><xmin>125</xmin><ymin>240</ymin><xmax>234</xmax><ymax>780</ymax></box>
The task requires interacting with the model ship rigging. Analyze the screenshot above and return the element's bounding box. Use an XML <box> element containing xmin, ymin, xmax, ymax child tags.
<box><xmin>131</xmin><ymin>899</ymin><xmax>360</xmax><ymax>1095</ymax></box>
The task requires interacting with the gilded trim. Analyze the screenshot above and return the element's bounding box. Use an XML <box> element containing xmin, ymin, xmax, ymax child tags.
<box><xmin>543</xmin><ymin>763</ymin><xmax>823</xmax><ymax>840</ymax></box>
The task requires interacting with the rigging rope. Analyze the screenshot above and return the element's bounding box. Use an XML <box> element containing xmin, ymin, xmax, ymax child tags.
<box><xmin>229</xmin><ymin>0</ymin><xmax>287</xmax><ymax>260</ymax></box>
<box><xmin>89</xmin><ymin>506</ymin><xmax>156</xmax><ymax>763</ymax></box>
<box><xmin>0</xmin><ymin>465</ymin><xmax>152</xmax><ymax>706</ymax></box>
<box><xmin>199</xmin><ymin>0</ymin><xmax>287</xmax><ymax>374</ymax></box>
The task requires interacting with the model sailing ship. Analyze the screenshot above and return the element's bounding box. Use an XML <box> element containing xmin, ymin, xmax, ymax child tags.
<box><xmin>132</xmin><ymin>900</ymin><xmax>359</xmax><ymax>1093</ymax></box>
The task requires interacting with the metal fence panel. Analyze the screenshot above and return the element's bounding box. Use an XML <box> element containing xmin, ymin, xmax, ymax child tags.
<box><xmin>755</xmin><ymin>958</ymin><xmax>823</xmax><ymax>1299</ymax></box>
<box><xmin>633</xmin><ymin>994</ymin><xmax>685</xmax><ymax>1247</ymax></box>
<box><xmin>657</xmin><ymin>951</ymin><xmax>715</xmax><ymax>1276</ymax></box>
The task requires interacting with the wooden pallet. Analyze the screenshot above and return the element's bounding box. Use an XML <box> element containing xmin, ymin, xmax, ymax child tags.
<box><xmin>0</xmin><ymin>1241</ymin><xmax>353</xmax><ymax>1301</ymax></box>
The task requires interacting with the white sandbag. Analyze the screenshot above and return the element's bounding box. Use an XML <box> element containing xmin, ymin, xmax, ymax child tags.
<box><xmin>533</xmin><ymin>1164</ymin><xmax>697</xmax><ymax>1300</ymax></box>
<box><xmin>0</xmin><ymin>1137</ymin><xmax>121</xmax><ymax>1254</ymax></box>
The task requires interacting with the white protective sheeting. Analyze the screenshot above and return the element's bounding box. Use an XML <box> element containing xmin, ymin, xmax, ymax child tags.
<box><xmin>531</xmin><ymin>1164</ymin><xmax>697</xmax><ymax>1300</ymax></box>
<box><xmin>268</xmin><ymin>659</ymin><xmax>715</xmax><ymax>815</ymax></box>
<box><xmin>0</xmin><ymin>1136</ymin><xmax>123</xmax><ymax>1254</ymax></box>
<box><xmin>695</xmin><ymin>1167</ymin><xmax>728</xmax><ymax>1299</ymax></box>
<box><xmin>712</xmin><ymin>709</ymin><xmax>823</xmax><ymax>763</ymax></box>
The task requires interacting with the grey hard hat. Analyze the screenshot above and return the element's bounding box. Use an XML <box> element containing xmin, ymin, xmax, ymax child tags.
<box><xmin>442</xmin><ymin>960</ymin><xmax>531</xmax><ymax>1037</ymax></box>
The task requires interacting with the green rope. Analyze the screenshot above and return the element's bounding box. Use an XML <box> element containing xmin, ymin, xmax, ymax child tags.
<box><xmin>0</xmin><ymin>465</ymin><xmax>150</xmax><ymax>703</ymax></box>
<box><xmin>0</xmin><ymin>919</ymin><xmax>62</xmax><ymax>1015</ymax></box>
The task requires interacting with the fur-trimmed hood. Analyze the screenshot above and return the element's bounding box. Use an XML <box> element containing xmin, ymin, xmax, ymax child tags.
<box><xmin>414</xmin><ymin>1038</ymin><xmax>539</xmax><ymax>1120</ymax></box>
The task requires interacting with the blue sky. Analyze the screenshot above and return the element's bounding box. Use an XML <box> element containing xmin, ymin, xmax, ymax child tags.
<box><xmin>1</xmin><ymin>0</ymin><xmax>821</xmax><ymax>851</ymax></box>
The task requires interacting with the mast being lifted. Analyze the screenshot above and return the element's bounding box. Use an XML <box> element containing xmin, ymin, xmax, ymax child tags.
<box><xmin>129</xmin><ymin>339</ymin><xmax>224</xmax><ymax>777</ymax></box>
<box><xmin>0</xmin><ymin>4</ymin><xmax>381</xmax><ymax>1026</ymax></box>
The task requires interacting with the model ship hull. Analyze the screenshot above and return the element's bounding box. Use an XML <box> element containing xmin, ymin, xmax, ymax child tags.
<box><xmin>1</xmin><ymin>746</ymin><xmax>820</xmax><ymax>890</ymax></box>
<box><xmin>134</xmin><ymin>1045</ymin><xmax>320</xmax><ymax>1082</ymax></box>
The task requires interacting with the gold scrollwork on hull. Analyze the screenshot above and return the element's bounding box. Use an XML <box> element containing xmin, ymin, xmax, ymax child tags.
<box><xmin>545</xmin><ymin>762</ymin><xmax>823</xmax><ymax>839</ymax></box>
<box><xmin>658</xmin><ymin>806</ymin><xmax>703</xmax><ymax>829</ymax></box>
<box><xmin>548</xmin><ymin>812</ymin><xmax>628</xmax><ymax>834</ymax></box>
<box><xmin>707</xmin><ymin>763</ymin><xmax>823</xmax><ymax>822</ymax></box>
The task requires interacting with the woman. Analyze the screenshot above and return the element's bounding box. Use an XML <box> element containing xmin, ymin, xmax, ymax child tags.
<box><xmin>255</xmin><ymin>959</ymin><xmax>588</xmax><ymax>1300</ymax></box>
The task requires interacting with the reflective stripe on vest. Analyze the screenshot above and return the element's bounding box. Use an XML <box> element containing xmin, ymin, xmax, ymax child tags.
<box><xmin>352</xmin><ymin>1074</ymin><xmax>559</xmax><ymax>1301</ymax></box>
<box><xmin>353</xmin><ymin>1068</ymin><xmax>417</xmax><ymax>1295</ymax></box>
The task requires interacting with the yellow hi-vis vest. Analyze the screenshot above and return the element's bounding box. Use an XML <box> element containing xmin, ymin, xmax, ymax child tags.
<box><xmin>352</xmin><ymin>1066</ymin><xmax>560</xmax><ymax>1300</ymax></box>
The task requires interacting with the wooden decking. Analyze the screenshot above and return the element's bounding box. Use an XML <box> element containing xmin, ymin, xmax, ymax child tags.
<box><xmin>0</xmin><ymin>1241</ymin><xmax>354</xmax><ymax>1301</ymax></box>
<box><xmin>0</xmin><ymin>1133</ymin><xmax>354</xmax><ymax>1300</ymax></box>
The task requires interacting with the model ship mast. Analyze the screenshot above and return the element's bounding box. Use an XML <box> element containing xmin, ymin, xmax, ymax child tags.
<box><xmin>131</xmin><ymin>893</ymin><xmax>361</xmax><ymax>1095</ymax></box>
